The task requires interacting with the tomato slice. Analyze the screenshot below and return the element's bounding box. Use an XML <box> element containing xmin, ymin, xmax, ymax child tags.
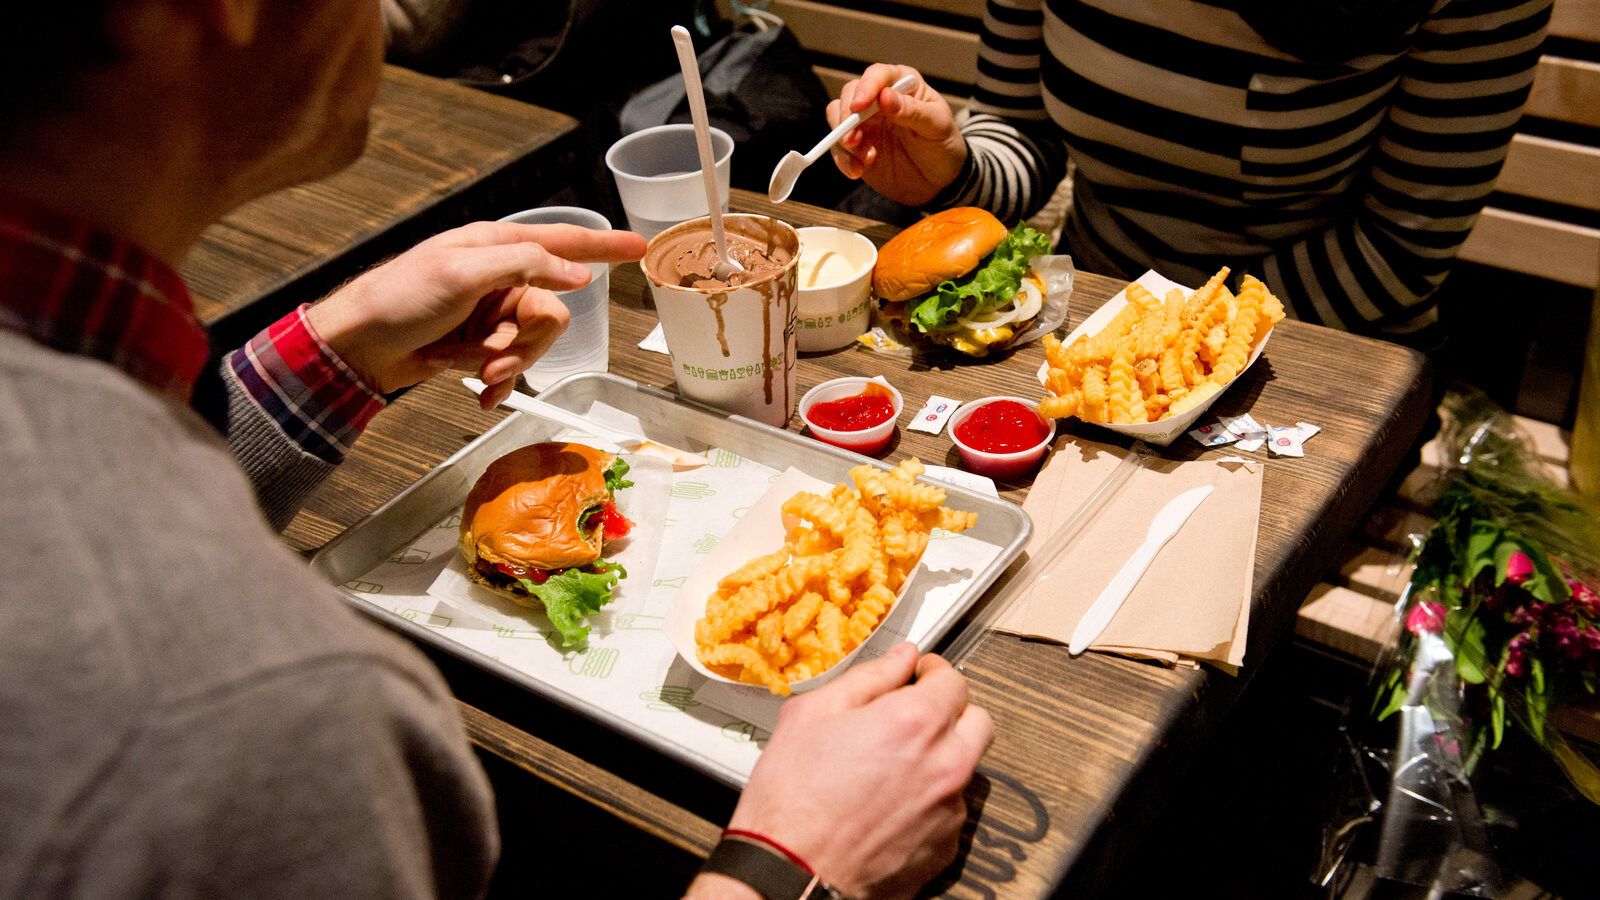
<box><xmin>602</xmin><ymin>502</ymin><xmax>633</xmax><ymax>540</ymax></box>
<box><xmin>496</xmin><ymin>562</ymin><xmax>549</xmax><ymax>584</ymax></box>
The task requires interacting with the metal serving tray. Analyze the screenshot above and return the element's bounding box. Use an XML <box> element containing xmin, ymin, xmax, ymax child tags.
<box><xmin>309</xmin><ymin>372</ymin><xmax>1031</xmax><ymax>786</ymax></box>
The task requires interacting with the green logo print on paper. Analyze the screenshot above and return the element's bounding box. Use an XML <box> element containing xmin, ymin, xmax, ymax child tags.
<box><xmin>611</xmin><ymin>613</ymin><xmax>665</xmax><ymax>631</ymax></box>
<box><xmin>671</xmin><ymin>481</ymin><xmax>717</xmax><ymax>500</ymax></box>
<box><xmin>706</xmin><ymin>448</ymin><xmax>743</xmax><ymax>468</ymax></box>
<box><xmin>435</xmin><ymin>514</ymin><xmax>461</xmax><ymax>530</ymax></box>
<box><xmin>388</xmin><ymin>548</ymin><xmax>430</xmax><ymax>565</ymax></box>
<box><xmin>345</xmin><ymin>580</ymin><xmax>383</xmax><ymax>594</ymax></box>
<box><xmin>721</xmin><ymin>721</ymin><xmax>760</xmax><ymax>743</ymax></box>
<box><xmin>569</xmin><ymin>646</ymin><xmax>618</xmax><ymax>678</ymax></box>
<box><xmin>641</xmin><ymin>685</ymin><xmax>700</xmax><ymax>712</ymax></box>
<box><xmin>492</xmin><ymin>624</ymin><xmax>540</xmax><ymax>640</ymax></box>
<box><xmin>693</xmin><ymin>533</ymin><xmax>721</xmax><ymax>554</ymax></box>
<box><xmin>653</xmin><ymin>575</ymin><xmax>688</xmax><ymax>590</ymax></box>
<box><xmin>393</xmin><ymin>607</ymin><xmax>451</xmax><ymax>628</ymax></box>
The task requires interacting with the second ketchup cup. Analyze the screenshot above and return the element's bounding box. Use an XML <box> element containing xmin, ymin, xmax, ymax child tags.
<box><xmin>949</xmin><ymin>396</ymin><xmax>1055</xmax><ymax>480</ymax></box>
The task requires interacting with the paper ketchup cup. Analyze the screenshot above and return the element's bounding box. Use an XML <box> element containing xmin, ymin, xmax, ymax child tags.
<box><xmin>948</xmin><ymin>396</ymin><xmax>1055</xmax><ymax>480</ymax></box>
<box><xmin>798</xmin><ymin>376</ymin><xmax>903</xmax><ymax>456</ymax></box>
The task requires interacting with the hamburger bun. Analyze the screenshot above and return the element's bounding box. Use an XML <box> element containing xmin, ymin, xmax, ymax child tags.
<box><xmin>458</xmin><ymin>442</ymin><xmax>614</xmax><ymax>582</ymax></box>
<box><xmin>871</xmin><ymin>207</ymin><xmax>1008</xmax><ymax>303</ymax></box>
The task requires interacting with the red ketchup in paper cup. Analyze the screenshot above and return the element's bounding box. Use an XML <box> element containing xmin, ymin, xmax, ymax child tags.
<box><xmin>798</xmin><ymin>376</ymin><xmax>903</xmax><ymax>455</ymax></box>
<box><xmin>949</xmin><ymin>396</ymin><xmax>1055</xmax><ymax>480</ymax></box>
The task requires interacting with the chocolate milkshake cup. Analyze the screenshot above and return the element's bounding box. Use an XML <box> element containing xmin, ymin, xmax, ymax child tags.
<box><xmin>642</xmin><ymin>214</ymin><xmax>801</xmax><ymax>427</ymax></box>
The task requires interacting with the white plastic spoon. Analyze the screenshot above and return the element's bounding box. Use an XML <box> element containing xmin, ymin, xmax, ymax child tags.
<box><xmin>768</xmin><ymin>73</ymin><xmax>917</xmax><ymax>203</ymax></box>
<box><xmin>670</xmin><ymin>25</ymin><xmax>742</xmax><ymax>281</ymax></box>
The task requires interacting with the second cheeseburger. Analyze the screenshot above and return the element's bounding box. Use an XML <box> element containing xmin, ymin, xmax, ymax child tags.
<box><xmin>458</xmin><ymin>441</ymin><xmax>634</xmax><ymax>646</ymax></box>
<box><xmin>872</xmin><ymin>207</ymin><xmax>1052</xmax><ymax>357</ymax></box>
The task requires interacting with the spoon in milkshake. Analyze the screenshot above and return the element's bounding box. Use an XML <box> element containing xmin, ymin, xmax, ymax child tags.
<box><xmin>670</xmin><ymin>25</ymin><xmax>742</xmax><ymax>281</ymax></box>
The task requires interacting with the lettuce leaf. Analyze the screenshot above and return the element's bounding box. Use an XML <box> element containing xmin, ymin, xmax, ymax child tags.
<box><xmin>604</xmin><ymin>457</ymin><xmax>633</xmax><ymax>492</ymax></box>
<box><xmin>907</xmin><ymin>222</ymin><xmax>1053</xmax><ymax>333</ymax></box>
<box><xmin>515</xmin><ymin>560</ymin><xmax>627</xmax><ymax>646</ymax></box>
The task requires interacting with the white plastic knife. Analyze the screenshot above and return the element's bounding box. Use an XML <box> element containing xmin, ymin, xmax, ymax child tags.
<box><xmin>1068</xmin><ymin>483</ymin><xmax>1214</xmax><ymax>655</ymax></box>
<box><xmin>461</xmin><ymin>377</ymin><xmax>707</xmax><ymax>467</ymax></box>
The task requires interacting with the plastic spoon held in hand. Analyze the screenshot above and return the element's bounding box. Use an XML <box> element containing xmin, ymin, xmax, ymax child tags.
<box><xmin>670</xmin><ymin>25</ymin><xmax>741</xmax><ymax>281</ymax></box>
<box><xmin>768</xmin><ymin>73</ymin><xmax>917</xmax><ymax>203</ymax></box>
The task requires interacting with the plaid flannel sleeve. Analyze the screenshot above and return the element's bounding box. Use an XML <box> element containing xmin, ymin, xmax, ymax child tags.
<box><xmin>226</xmin><ymin>303</ymin><xmax>385</xmax><ymax>464</ymax></box>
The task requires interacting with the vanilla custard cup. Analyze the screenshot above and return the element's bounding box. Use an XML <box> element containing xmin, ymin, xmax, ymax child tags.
<box><xmin>643</xmin><ymin>214</ymin><xmax>801</xmax><ymax>427</ymax></box>
<box><xmin>795</xmin><ymin>227</ymin><xmax>876</xmax><ymax>351</ymax></box>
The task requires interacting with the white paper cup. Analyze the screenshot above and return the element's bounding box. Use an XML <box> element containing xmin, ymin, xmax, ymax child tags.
<box><xmin>605</xmin><ymin>124</ymin><xmax>733</xmax><ymax>241</ymax></box>
<box><xmin>642</xmin><ymin>214</ymin><xmax>801</xmax><ymax>427</ymax></box>
<box><xmin>795</xmin><ymin>227</ymin><xmax>876</xmax><ymax>351</ymax></box>
<box><xmin>496</xmin><ymin>206</ymin><xmax>611</xmax><ymax>390</ymax></box>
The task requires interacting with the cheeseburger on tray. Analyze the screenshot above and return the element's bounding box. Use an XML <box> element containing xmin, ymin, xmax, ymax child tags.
<box><xmin>458</xmin><ymin>441</ymin><xmax>633</xmax><ymax>645</ymax></box>
<box><xmin>872</xmin><ymin>207</ymin><xmax>1053</xmax><ymax>357</ymax></box>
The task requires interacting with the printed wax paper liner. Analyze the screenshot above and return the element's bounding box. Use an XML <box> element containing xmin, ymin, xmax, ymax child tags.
<box><xmin>339</xmin><ymin>408</ymin><xmax>1005</xmax><ymax>781</ymax></box>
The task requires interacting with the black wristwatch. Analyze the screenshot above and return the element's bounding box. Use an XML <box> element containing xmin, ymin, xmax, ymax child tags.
<box><xmin>699</xmin><ymin>835</ymin><xmax>849</xmax><ymax>900</ymax></box>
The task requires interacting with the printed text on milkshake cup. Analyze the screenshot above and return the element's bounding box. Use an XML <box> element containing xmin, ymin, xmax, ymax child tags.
<box><xmin>681</xmin><ymin>353</ymin><xmax>786</xmax><ymax>382</ymax></box>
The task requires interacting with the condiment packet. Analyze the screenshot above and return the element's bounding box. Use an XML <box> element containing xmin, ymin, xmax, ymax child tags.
<box><xmin>855</xmin><ymin>326</ymin><xmax>909</xmax><ymax>354</ymax></box>
<box><xmin>1266</xmin><ymin>422</ymin><xmax>1322</xmax><ymax>457</ymax></box>
<box><xmin>920</xmin><ymin>464</ymin><xmax>999</xmax><ymax>497</ymax></box>
<box><xmin>1189</xmin><ymin>422</ymin><xmax>1238</xmax><ymax>448</ymax></box>
<box><xmin>1218</xmin><ymin>413</ymin><xmax>1268</xmax><ymax>451</ymax></box>
<box><xmin>1267</xmin><ymin>424</ymin><xmax>1305</xmax><ymax>457</ymax></box>
<box><xmin>637</xmin><ymin>323</ymin><xmax>670</xmax><ymax>355</ymax></box>
<box><xmin>908</xmin><ymin>396</ymin><xmax>962</xmax><ymax>435</ymax></box>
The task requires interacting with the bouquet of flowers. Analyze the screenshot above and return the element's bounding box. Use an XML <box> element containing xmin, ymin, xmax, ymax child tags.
<box><xmin>1373</xmin><ymin>391</ymin><xmax>1600</xmax><ymax>803</ymax></box>
<box><xmin>1317</xmin><ymin>390</ymin><xmax>1600</xmax><ymax>897</ymax></box>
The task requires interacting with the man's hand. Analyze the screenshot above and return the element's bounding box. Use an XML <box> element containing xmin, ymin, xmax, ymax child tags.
<box><xmin>827</xmin><ymin>64</ymin><xmax>968</xmax><ymax>207</ymax></box>
<box><xmin>686</xmin><ymin>643</ymin><xmax>993</xmax><ymax>900</ymax></box>
<box><xmin>306</xmin><ymin>221</ymin><xmax>646</xmax><ymax>408</ymax></box>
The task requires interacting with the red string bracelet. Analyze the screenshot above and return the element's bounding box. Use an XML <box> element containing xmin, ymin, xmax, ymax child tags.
<box><xmin>721</xmin><ymin>828</ymin><xmax>815</xmax><ymax>875</ymax></box>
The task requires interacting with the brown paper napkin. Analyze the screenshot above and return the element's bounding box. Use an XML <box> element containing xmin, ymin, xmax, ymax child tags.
<box><xmin>996</xmin><ymin>438</ymin><xmax>1261</xmax><ymax>672</ymax></box>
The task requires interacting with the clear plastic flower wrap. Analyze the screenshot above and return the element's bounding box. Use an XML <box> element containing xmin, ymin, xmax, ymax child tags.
<box><xmin>1315</xmin><ymin>389</ymin><xmax>1600</xmax><ymax>898</ymax></box>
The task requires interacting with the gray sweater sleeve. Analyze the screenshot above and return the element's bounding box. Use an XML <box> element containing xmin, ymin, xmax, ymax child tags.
<box><xmin>222</xmin><ymin>360</ymin><xmax>340</xmax><ymax>532</ymax></box>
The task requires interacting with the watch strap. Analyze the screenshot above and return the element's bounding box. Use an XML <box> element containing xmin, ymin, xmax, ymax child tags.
<box><xmin>700</xmin><ymin>835</ymin><xmax>845</xmax><ymax>900</ymax></box>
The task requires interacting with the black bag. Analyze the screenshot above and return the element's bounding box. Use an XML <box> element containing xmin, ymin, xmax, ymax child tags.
<box><xmin>618</xmin><ymin>15</ymin><xmax>856</xmax><ymax>208</ymax></box>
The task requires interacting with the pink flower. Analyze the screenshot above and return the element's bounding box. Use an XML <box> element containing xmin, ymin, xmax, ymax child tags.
<box><xmin>1406</xmin><ymin>601</ymin><xmax>1447</xmax><ymax>636</ymax></box>
<box><xmin>1505</xmin><ymin>654</ymin><xmax>1525</xmax><ymax>677</ymax></box>
<box><xmin>1505</xmin><ymin>550</ymin><xmax>1535</xmax><ymax>585</ymax></box>
<box><xmin>1570</xmin><ymin>579</ymin><xmax>1599</xmax><ymax>614</ymax></box>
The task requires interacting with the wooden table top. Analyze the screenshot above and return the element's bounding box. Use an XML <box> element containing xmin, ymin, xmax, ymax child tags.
<box><xmin>281</xmin><ymin>189</ymin><xmax>1433</xmax><ymax>897</ymax></box>
<box><xmin>182</xmin><ymin>65</ymin><xmax>579</xmax><ymax>348</ymax></box>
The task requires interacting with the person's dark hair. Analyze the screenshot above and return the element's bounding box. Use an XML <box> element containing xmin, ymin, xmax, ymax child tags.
<box><xmin>4</xmin><ymin>4</ymin><xmax>123</xmax><ymax>130</ymax></box>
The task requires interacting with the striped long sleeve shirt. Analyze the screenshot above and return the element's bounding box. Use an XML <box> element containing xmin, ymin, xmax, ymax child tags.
<box><xmin>932</xmin><ymin>0</ymin><xmax>1552</xmax><ymax>339</ymax></box>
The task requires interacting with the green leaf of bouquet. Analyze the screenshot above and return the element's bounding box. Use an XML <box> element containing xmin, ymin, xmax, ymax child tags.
<box><xmin>1446</xmin><ymin>616</ymin><xmax>1490</xmax><ymax>684</ymax></box>
<box><xmin>1468</xmin><ymin>522</ymin><xmax>1500</xmax><ymax>583</ymax></box>
<box><xmin>1525</xmin><ymin>680</ymin><xmax>1549</xmax><ymax>743</ymax></box>
<box><xmin>1491</xmin><ymin>693</ymin><xmax>1506</xmax><ymax>749</ymax></box>
<box><xmin>1376</xmin><ymin>682</ymin><xmax>1408</xmax><ymax>721</ymax></box>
